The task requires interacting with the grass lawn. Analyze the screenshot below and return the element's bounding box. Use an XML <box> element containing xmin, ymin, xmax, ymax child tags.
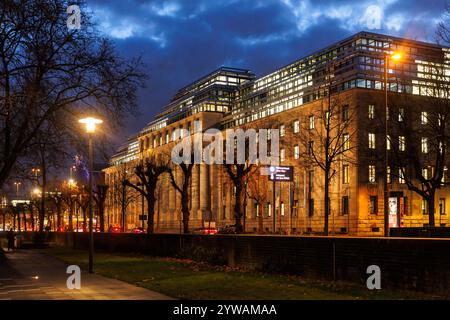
<box><xmin>42</xmin><ymin>246</ymin><xmax>442</xmax><ymax>300</ymax></box>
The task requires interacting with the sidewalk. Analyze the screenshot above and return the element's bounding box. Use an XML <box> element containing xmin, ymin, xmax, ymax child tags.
<box><xmin>0</xmin><ymin>249</ymin><xmax>173</xmax><ymax>300</ymax></box>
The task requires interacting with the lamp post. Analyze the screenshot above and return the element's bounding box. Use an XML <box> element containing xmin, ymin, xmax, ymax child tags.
<box><xmin>383</xmin><ymin>51</ymin><xmax>401</xmax><ymax>237</ymax></box>
<box><xmin>79</xmin><ymin>117</ymin><xmax>103</xmax><ymax>274</ymax></box>
<box><xmin>14</xmin><ymin>182</ymin><xmax>21</xmax><ymax>199</ymax></box>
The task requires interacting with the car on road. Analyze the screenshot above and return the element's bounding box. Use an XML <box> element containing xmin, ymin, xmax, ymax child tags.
<box><xmin>131</xmin><ymin>227</ymin><xmax>146</xmax><ymax>234</ymax></box>
<box><xmin>191</xmin><ymin>227</ymin><xmax>218</xmax><ymax>235</ymax></box>
<box><xmin>218</xmin><ymin>225</ymin><xmax>238</xmax><ymax>234</ymax></box>
<box><xmin>109</xmin><ymin>226</ymin><xmax>121</xmax><ymax>233</ymax></box>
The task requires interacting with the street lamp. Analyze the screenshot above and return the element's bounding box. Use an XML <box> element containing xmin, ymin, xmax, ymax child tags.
<box><xmin>79</xmin><ymin>117</ymin><xmax>103</xmax><ymax>274</ymax></box>
<box><xmin>14</xmin><ymin>182</ymin><xmax>21</xmax><ymax>199</ymax></box>
<box><xmin>384</xmin><ymin>51</ymin><xmax>401</xmax><ymax>237</ymax></box>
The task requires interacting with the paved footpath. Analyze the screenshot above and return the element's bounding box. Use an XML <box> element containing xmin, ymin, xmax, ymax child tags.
<box><xmin>0</xmin><ymin>249</ymin><xmax>173</xmax><ymax>300</ymax></box>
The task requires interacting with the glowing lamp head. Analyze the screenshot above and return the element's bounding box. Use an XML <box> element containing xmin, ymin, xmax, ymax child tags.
<box><xmin>391</xmin><ymin>53</ymin><xmax>401</xmax><ymax>61</ymax></box>
<box><xmin>33</xmin><ymin>188</ymin><xmax>40</xmax><ymax>195</ymax></box>
<box><xmin>79</xmin><ymin>117</ymin><xmax>103</xmax><ymax>133</ymax></box>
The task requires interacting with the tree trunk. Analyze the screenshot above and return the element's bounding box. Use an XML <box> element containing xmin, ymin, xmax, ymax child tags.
<box><xmin>234</xmin><ymin>182</ymin><xmax>243</xmax><ymax>233</ymax></box>
<box><xmin>324</xmin><ymin>168</ymin><xmax>330</xmax><ymax>236</ymax></box>
<box><xmin>23</xmin><ymin>208</ymin><xmax>27</xmax><ymax>232</ymax></box>
<box><xmin>146</xmin><ymin>194</ymin><xmax>156</xmax><ymax>234</ymax></box>
<box><xmin>68</xmin><ymin>201</ymin><xmax>73</xmax><ymax>231</ymax></box>
<box><xmin>99</xmin><ymin>204</ymin><xmax>105</xmax><ymax>232</ymax></box>
<box><xmin>427</xmin><ymin>192</ymin><xmax>436</xmax><ymax>227</ymax></box>
<box><xmin>121</xmin><ymin>185</ymin><xmax>126</xmax><ymax>232</ymax></box>
<box><xmin>30</xmin><ymin>206</ymin><xmax>35</xmax><ymax>231</ymax></box>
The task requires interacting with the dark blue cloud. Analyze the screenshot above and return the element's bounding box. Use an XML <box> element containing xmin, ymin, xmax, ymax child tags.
<box><xmin>85</xmin><ymin>0</ymin><xmax>446</xmax><ymax>142</ymax></box>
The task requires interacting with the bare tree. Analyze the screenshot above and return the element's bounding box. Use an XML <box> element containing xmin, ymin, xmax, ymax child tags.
<box><xmin>298</xmin><ymin>77</ymin><xmax>357</xmax><ymax>235</ymax></box>
<box><xmin>388</xmin><ymin>64</ymin><xmax>449</xmax><ymax>226</ymax></box>
<box><xmin>93</xmin><ymin>183</ymin><xmax>109</xmax><ymax>232</ymax></box>
<box><xmin>109</xmin><ymin>163</ymin><xmax>136</xmax><ymax>231</ymax></box>
<box><xmin>0</xmin><ymin>0</ymin><xmax>145</xmax><ymax>189</ymax></box>
<box><xmin>169</xmin><ymin>160</ymin><xmax>194</xmax><ymax>234</ymax></box>
<box><xmin>246</xmin><ymin>165</ymin><xmax>269</xmax><ymax>233</ymax></box>
<box><xmin>124</xmin><ymin>156</ymin><xmax>170</xmax><ymax>234</ymax></box>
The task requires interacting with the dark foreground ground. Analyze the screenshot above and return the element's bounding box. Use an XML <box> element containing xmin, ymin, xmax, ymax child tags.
<box><xmin>0</xmin><ymin>248</ymin><xmax>171</xmax><ymax>300</ymax></box>
<box><xmin>25</xmin><ymin>246</ymin><xmax>447</xmax><ymax>300</ymax></box>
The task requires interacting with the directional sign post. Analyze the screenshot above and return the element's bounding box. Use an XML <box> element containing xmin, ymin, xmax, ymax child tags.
<box><xmin>268</xmin><ymin>166</ymin><xmax>294</xmax><ymax>234</ymax></box>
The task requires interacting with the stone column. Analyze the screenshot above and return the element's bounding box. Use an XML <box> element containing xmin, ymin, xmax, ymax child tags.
<box><xmin>217</xmin><ymin>168</ymin><xmax>223</xmax><ymax>223</ymax></box>
<box><xmin>191</xmin><ymin>164</ymin><xmax>199</xmax><ymax>221</ymax></box>
<box><xmin>199</xmin><ymin>163</ymin><xmax>211</xmax><ymax>222</ymax></box>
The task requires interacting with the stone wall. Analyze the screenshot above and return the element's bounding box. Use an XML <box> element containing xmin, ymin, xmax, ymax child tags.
<box><xmin>5</xmin><ymin>231</ymin><xmax>450</xmax><ymax>294</ymax></box>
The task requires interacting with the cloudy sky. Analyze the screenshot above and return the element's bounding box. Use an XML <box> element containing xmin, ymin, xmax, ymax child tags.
<box><xmin>86</xmin><ymin>0</ymin><xmax>447</xmax><ymax>144</ymax></box>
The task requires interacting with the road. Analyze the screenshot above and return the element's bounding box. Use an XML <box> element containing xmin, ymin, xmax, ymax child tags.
<box><xmin>0</xmin><ymin>249</ymin><xmax>172</xmax><ymax>300</ymax></box>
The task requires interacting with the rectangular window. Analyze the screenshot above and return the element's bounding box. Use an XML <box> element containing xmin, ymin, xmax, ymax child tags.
<box><xmin>308</xmin><ymin>198</ymin><xmax>314</xmax><ymax>216</ymax></box>
<box><xmin>293</xmin><ymin>120</ymin><xmax>300</xmax><ymax>133</ymax></box>
<box><xmin>267</xmin><ymin>203</ymin><xmax>272</xmax><ymax>217</ymax></box>
<box><xmin>309</xmin><ymin>115</ymin><xmax>315</xmax><ymax>129</ymax></box>
<box><xmin>293</xmin><ymin>200</ymin><xmax>299</xmax><ymax>216</ymax></box>
<box><xmin>370</xmin><ymin>196</ymin><xmax>378</xmax><ymax>214</ymax></box>
<box><xmin>422</xmin><ymin>198</ymin><xmax>429</xmax><ymax>214</ymax></box>
<box><xmin>280</xmin><ymin>124</ymin><xmax>285</xmax><ymax>137</ymax></box>
<box><xmin>308</xmin><ymin>170</ymin><xmax>314</xmax><ymax>192</ymax></box>
<box><xmin>308</xmin><ymin>141</ymin><xmax>314</xmax><ymax>155</ymax></box>
<box><xmin>421</xmin><ymin>137</ymin><xmax>428</xmax><ymax>154</ymax></box>
<box><xmin>294</xmin><ymin>145</ymin><xmax>300</xmax><ymax>159</ymax></box>
<box><xmin>280</xmin><ymin>202</ymin><xmax>285</xmax><ymax>216</ymax></box>
<box><xmin>280</xmin><ymin>148</ymin><xmax>285</xmax><ymax>162</ymax></box>
<box><xmin>399</xmin><ymin>167</ymin><xmax>406</xmax><ymax>184</ymax></box>
<box><xmin>165</xmin><ymin>132</ymin><xmax>169</xmax><ymax>144</ymax></box>
<box><xmin>368</xmin><ymin>104</ymin><xmax>375</xmax><ymax>119</ymax></box>
<box><xmin>342</xmin><ymin>105</ymin><xmax>349</xmax><ymax>121</ymax></box>
<box><xmin>343</xmin><ymin>164</ymin><xmax>349</xmax><ymax>184</ymax></box>
<box><xmin>398</xmin><ymin>107</ymin><xmax>405</xmax><ymax>122</ymax></box>
<box><xmin>399</xmin><ymin>136</ymin><xmax>406</xmax><ymax>151</ymax></box>
<box><xmin>343</xmin><ymin>133</ymin><xmax>350</xmax><ymax>151</ymax></box>
<box><xmin>387</xmin><ymin>135</ymin><xmax>391</xmax><ymax>150</ymax></box>
<box><xmin>369</xmin><ymin>133</ymin><xmax>376</xmax><ymax>149</ymax></box>
<box><xmin>422</xmin><ymin>167</ymin><xmax>429</xmax><ymax>180</ymax></box>
<box><xmin>439</xmin><ymin>198</ymin><xmax>446</xmax><ymax>215</ymax></box>
<box><xmin>369</xmin><ymin>165</ymin><xmax>376</xmax><ymax>183</ymax></box>
<box><xmin>421</xmin><ymin>111</ymin><xmax>428</xmax><ymax>124</ymax></box>
<box><xmin>342</xmin><ymin>196</ymin><xmax>349</xmax><ymax>215</ymax></box>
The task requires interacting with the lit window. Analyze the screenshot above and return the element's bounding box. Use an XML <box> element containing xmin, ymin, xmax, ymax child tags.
<box><xmin>294</xmin><ymin>145</ymin><xmax>300</xmax><ymax>159</ymax></box>
<box><xmin>280</xmin><ymin>148</ymin><xmax>285</xmax><ymax>162</ymax></box>
<box><xmin>342</xmin><ymin>196</ymin><xmax>349</xmax><ymax>215</ymax></box>
<box><xmin>398</xmin><ymin>107</ymin><xmax>405</xmax><ymax>122</ymax></box>
<box><xmin>368</xmin><ymin>104</ymin><xmax>375</xmax><ymax>119</ymax></box>
<box><xmin>342</xmin><ymin>105</ymin><xmax>349</xmax><ymax>121</ymax></box>
<box><xmin>399</xmin><ymin>136</ymin><xmax>405</xmax><ymax>151</ymax></box>
<box><xmin>387</xmin><ymin>135</ymin><xmax>391</xmax><ymax>150</ymax></box>
<box><xmin>343</xmin><ymin>134</ymin><xmax>350</xmax><ymax>151</ymax></box>
<box><xmin>399</xmin><ymin>167</ymin><xmax>406</xmax><ymax>184</ymax></box>
<box><xmin>421</xmin><ymin>137</ymin><xmax>428</xmax><ymax>154</ymax></box>
<box><xmin>370</xmin><ymin>196</ymin><xmax>378</xmax><ymax>214</ymax></box>
<box><xmin>343</xmin><ymin>164</ymin><xmax>349</xmax><ymax>184</ymax></box>
<box><xmin>422</xmin><ymin>167</ymin><xmax>429</xmax><ymax>180</ymax></box>
<box><xmin>369</xmin><ymin>133</ymin><xmax>376</xmax><ymax>149</ymax></box>
<box><xmin>280</xmin><ymin>125</ymin><xmax>285</xmax><ymax>137</ymax></box>
<box><xmin>165</xmin><ymin>132</ymin><xmax>169</xmax><ymax>144</ymax></box>
<box><xmin>280</xmin><ymin>202</ymin><xmax>285</xmax><ymax>216</ymax></box>
<box><xmin>293</xmin><ymin>120</ymin><xmax>300</xmax><ymax>134</ymax></box>
<box><xmin>439</xmin><ymin>198</ymin><xmax>446</xmax><ymax>215</ymax></box>
<box><xmin>421</xmin><ymin>111</ymin><xmax>428</xmax><ymax>124</ymax></box>
<box><xmin>422</xmin><ymin>198</ymin><xmax>429</xmax><ymax>214</ymax></box>
<box><xmin>369</xmin><ymin>165</ymin><xmax>376</xmax><ymax>183</ymax></box>
<box><xmin>309</xmin><ymin>115</ymin><xmax>315</xmax><ymax>129</ymax></box>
